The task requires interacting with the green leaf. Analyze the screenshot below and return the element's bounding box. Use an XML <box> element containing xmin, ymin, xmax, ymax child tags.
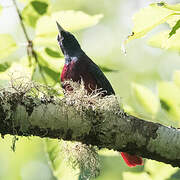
<box><xmin>99</xmin><ymin>65</ymin><xmax>117</xmax><ymax>72</ymax></box>
<box><xmin>34</xmin><ymin>10</ymin><xmax>103</xmax><ymax>46</ymax></box>
<box><xmin>52</xmin><ymin>11</ymin><xmax>103</xmax><ymax>31</ymax></box>
<box><xmin>44</xmin><ymin>139</ymin><xmax>78</xmax><ymax>180</ymax></box>
<box><xmin>160</xmin><ymin>99</ymin><xmax>170</xmax><ymax>112</ymax></box>
<box><xmin>32</xmin><ymin>64</ymin><xmax>59</xmax><ymax>85</ymax></box>
<box><xmin>125</xmin><ymin>3</ymin><xmax>177</xmax><ymax>43</ymax></box>
<box><xmin>45</xmin><ymin>47</ymin><xmax>61</xmax><ymax>58</ymax></box>
<box><xmin>42</xmin><ymin>65</ymin><xmax>59</xmax><ymax>82</ymax></box>
<box><xmin>158</xmin><ymin>2</ymin><xmax>180</xmax><ymax>11</ymax></box>
<box><xmin>0</xmin><ymin>34</ymin><xmax>17</xmax><ymax>59</ymax></box>
<box><xmin>0</xmin><ymin>62</ymin><xmax>10</xmax><ymax>72</ymax></box>
<box><xmin>158</xmin><ymin>82</ymin><xmax>180</xmax><ymax>120</ymax></box>
<box><xmin>132</xmin><ymin>83</ymin><xmax>159</xmax><ymax>115</ymax></box>
<box><xmin>169</xmin><ymin>19</ymin><xmax>180</xmax><ymax>37</ymax></box>
<box><xmin>31</xmin><ymin>1</ymin><xmax>48</xmax><ymax>15</ymax></box>
<box><xmin>31</xmin><ymin>54</ymin><xmax>60</xmax><ymax>85</ymax></box>
<box><xmin>148</xmin><ymin>29</ymin><xmax>180</xmax><ymax>52</ymax></box>
<box><xmin>22</xmin><ymin>5</ymin><xmax>38</xmax><ymax>27</ymax></box>
<box><xmin>22</xmin><ymin>0</ymin><xmax>49</xmax><ymax>27</ymax></box>
<box><xmin>145</xmin><ymin>159</ymin><xmax>178</xmax><ymax>180</ymax></box>
<box><xmin>37</xmin><ymin>48</ymin><xmax>64</xmax><ymax>73</ymax></box>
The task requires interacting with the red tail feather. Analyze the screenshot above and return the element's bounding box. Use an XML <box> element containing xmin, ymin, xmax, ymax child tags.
<box><xmin>120</xmin><ymin>152</ymin><xmax>143</xmax><ymax>167</ymax></box>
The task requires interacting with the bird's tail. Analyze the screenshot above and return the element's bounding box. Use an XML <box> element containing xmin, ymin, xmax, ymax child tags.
<box><xmin>120</xmin><ymin>152</ymin><xmax>143</xmax><ymax>167</ymax></box>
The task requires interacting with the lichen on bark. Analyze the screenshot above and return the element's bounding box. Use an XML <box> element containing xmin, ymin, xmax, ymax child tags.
<box><xmin>0</xmin><ymin>78</ymin><xmax>180</xmax><ymax>167</ymax></box>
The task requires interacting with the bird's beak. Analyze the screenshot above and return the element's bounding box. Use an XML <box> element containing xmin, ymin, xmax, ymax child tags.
<box><xmin>56</xmin><ymin>21</ymin><xmax>65</xmax><ymax>36</ymax></box>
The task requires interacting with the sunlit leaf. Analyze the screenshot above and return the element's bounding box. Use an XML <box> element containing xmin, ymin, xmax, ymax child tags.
<box><xmin>52</xmin><ymin>11</ymin><xmax>103</xmax><ymax>32</ymax></box>
<box><xmin>31</xmin><ymin>54</ymin><xmax>60</xmax><ymax>85</ymax></box>
<box><xmin>132</xmin><ymin>83</ymin><xmax>159</xmax><ymax>115</ymax></box>
<box><xmin>145</xmin><ymin>160</ymin><xmax>178</xmax><ymax>180</ymax></box>
<box><xmin>42</xmin><ymin>65</ymin><xmax>59</xmax><ymax>82</ymax></box>
<box><xmin>22</xmin><ymin>5</ymin><xmax>38</xmax><ymax>27</ymax></box>
<box><xmin>32</xmin><ymin>64</ymin><xmax>59</xmax><ymax>85</ymax></box>
<box><xmin>157</xmin><ymin>2</ymin><xmax>180</xmax><ymax>11</ymax></box>
<box><xmin>34</xmin><ymin>10</ymin><xmax>103</xmax><ymax>46</ymax></box>
<box><xmin>45</xmin><ymin>47</ymin><xmax>61</xmax><ymax>58</ymax></box>
<box><xmin>0</xmin><ymin>34</ymin><xmax>17</xmax><ymax>59</ymax></box>
<box><xmin>169</xmin><ymin>19</ymin><xmax>180</xmax><ymax>38</ymax></box>
<box><xmin>166</xmin><ymin>15</ymin><xmax>180</xmax><ymax>28</ymax></box>
<box><xmin>38</xmin><ymin>49</ymin><xmax>64</xmax><ymax>72</ymax></box>
<box><xmin>158</xmin><ymin>82</ymin><xmax>180</xmax><ymax>120</ymax></box>
<box><xmin>22</xmin><ymin>0</ymin><xmax>49</xmax><ymax>27</ymax></box>
<box><xmin>148</xmin><ymin>29</ymin><xmax>180</xmax><ymax>52</ymax></box>
<box><xmin>125</xmin><ymin>3</ymin><xmax>176</xmax><ymax>43</ymax></box>
<box><xmin>44</xmin><ymin>139</ymin><xmax>78</xmax><ymax>180</ymax></box>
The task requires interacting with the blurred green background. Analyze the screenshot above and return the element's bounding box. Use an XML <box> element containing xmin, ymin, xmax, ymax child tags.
<box><xmin>0</xmin><ymin>0</ymin><xmax>180</xmax><ymax>179</ymax></box>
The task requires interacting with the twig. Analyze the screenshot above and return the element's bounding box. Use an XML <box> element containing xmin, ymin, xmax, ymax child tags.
<box><xmin>12</xmin><ymin>0</ymin><xmax>30</xmax><ymax>42</ymax></box>
<box><xmin>12</xmin><ymin>0</ymin><xmax>48</xmax><ymax>85</ymax></box>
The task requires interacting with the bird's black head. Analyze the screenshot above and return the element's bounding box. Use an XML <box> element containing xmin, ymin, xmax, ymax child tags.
<box><xmin>56</xmin><ymin>22</ymin><xmax>81</xmax><ymax>57</ymax></box>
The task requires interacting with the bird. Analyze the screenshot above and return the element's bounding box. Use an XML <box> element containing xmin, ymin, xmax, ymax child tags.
<box><xmin>56</xmin><ymin>21</ymin><xmax>143</xmax><ymax>167</ymax></box>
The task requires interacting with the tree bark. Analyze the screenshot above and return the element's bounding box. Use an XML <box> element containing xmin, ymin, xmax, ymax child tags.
<box><xmin>0</xmin><ymin>90</ymin><xmax>180</xmax><ymax>168</ymax></box>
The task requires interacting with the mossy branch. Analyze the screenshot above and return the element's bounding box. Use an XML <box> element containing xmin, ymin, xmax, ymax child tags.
<box><xmin>0</xmin><ymin>79</ymin><xmax>180</xmax><ymax>168</ymax></box>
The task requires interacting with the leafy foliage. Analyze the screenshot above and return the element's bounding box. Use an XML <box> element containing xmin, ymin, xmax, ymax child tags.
<box><xmin>125</xmin><ymin>3</ymin><xmax>176</xmax><ymax>43</ymax></box>
<box><xmin>34</xmin><ymin>10</ymin><xmax>103</xmax><ymax>47</ymax></box>
<box><xmin>22</xmin><ymin>0</ymin><xmax>50</xmax><ymax>27</ymax></box>
<box><xmin>131</xmin><ymin>83</ymin><xmax>159</xmax><ymax>116</ymax></box>
<box><xmin>125</xmin><ymin>2</ymin><xmax>180</xmax><ymax>52</ymax></box>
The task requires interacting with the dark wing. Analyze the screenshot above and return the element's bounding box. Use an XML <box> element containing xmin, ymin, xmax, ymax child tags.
<box><xmin>88</xmin><ymin>59</ymin><xmax>115</xmax><ymax>95</ymax></box>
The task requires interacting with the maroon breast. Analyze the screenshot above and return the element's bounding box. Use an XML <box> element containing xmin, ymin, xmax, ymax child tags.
<box><xmin>61</xmin><ymin>60</ymin><xmax>98</xmax><ymax>93</ymax></box>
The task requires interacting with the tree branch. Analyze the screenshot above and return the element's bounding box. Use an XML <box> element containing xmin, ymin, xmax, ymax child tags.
<box><xmin>0</xmin><ymin>88</ymin><xmax>180</xmax><ymax>168</ymax></box>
